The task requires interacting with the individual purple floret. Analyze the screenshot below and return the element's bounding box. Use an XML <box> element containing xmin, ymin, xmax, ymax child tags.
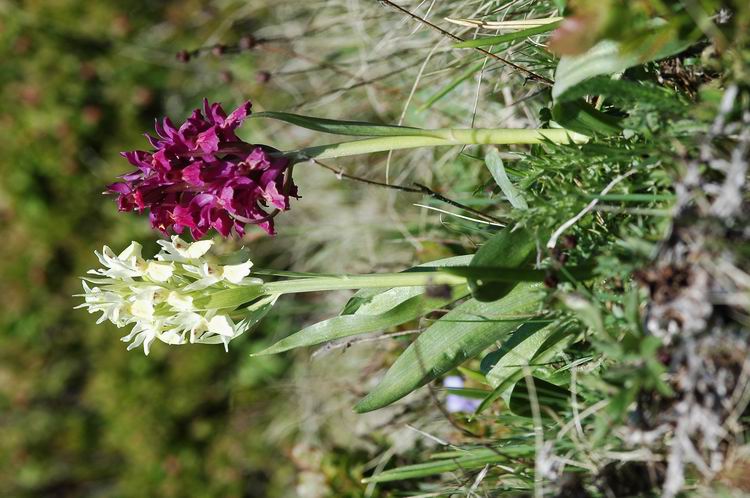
<box><xmin>443</xmin><ymin>376</ymin><xmax>481</xmax><ymax>414</ymax></box>
<box><xmin>108</xmin><ymin>99</ymin><xmax>298</xmax><ymax>238</ymax></box>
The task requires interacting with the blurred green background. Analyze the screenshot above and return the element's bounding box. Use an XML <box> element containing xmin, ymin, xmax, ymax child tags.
<box><xmin>0</xmin><ymin>2</ymin><xmax>411</xmax><ymax>496</ymax></box>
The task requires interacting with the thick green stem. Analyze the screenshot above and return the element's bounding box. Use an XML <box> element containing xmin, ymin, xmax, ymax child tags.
<box><xmin>288</xmin><ymin>128</ymin><xmax>588</xmax><ymax>161</ymax></box>
<box><xmin>262</xmin><ymin>272</ymin><xmax>466</xmax><ymax>295</ymax></box>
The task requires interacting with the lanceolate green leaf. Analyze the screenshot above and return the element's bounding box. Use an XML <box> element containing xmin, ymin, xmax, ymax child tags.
<box><xmin>253</xmin><ymin>111</ymin><xmax>432</xmax><ymax>137</ymax></box>
<box><xmin>552</xmin><ymin>35</ymin><xmax>697</xmax><ymax>100</ymax></box>
<box><xmin>555</xmin><ymin>76</ymin><xmax>687</xmax><ymax>110</ymax></box>
<box><xmin>474</xmin><ymin>323</ymin><xmax>574</xmax><ymax>415</ymax></box>
<box><xmin>488</xmin><ymin>322</ymin><xmax>573</xmax><ymax>388</ymax></box>
<box><xmin>485</xmin><ymin>148</ymin><xmax>528</xmax><ymax>210</ymax></box>
<box><xmin>354</xmin><ymin>282</ymin><xmax>543</xmax><ymax>413</ymax></box>
<box><xmin>254</xmin><ymin>289</ymin><xmax>460</xmax><ymax>355</ymax></box>
<box><xmin>468</xmin><ymin>227</ymin><xmax>537</xmax><ymax>302</ymax></box>
<box><xmin>481</xmin><ymin>321</ymin><xmax>551</xmax><ymax>379</ymax></box>
<box><xmin>256</xmin><ymin>255</ymin><xmax>473</xmax><ymax>354</ymax></box>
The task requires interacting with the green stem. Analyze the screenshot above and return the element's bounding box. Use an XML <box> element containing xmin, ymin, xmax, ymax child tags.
<box><xmin>262</xmin><ymin>272</ymin><xmax>466</xmax><ymax>295</ymax></box>
<box><xmin>288</xmin><ymin>128</ymin><xmax>588</xmax><ymax>161</ymax></box>
<box><xmin>199</xmin><ymin>267</ymin><xmax>467</xmax><ymax>311</ymax></box>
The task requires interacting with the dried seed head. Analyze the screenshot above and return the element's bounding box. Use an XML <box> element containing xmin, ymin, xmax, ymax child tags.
<box><xmin>220</xmin><ymin>70</ymin><xmax>233</xmax><ymax>84</ymax></box>
<box><xmin>239</xmin><ymin>34</ymin><xmax>257</xmax><ymax>50</ymax></box>
<box><xmin>256</xmin><ymin>70</ymin><xmax>272</xmax><ymax>84</ymax></box>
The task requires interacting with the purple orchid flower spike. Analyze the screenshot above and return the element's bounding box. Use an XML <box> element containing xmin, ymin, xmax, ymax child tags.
<box><xmin>108</xmin><ymin>99</ymin><xmax>298</xmax><ymax>238</ymax></box>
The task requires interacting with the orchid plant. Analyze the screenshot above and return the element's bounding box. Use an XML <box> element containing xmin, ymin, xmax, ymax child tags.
<box><xmin>63</xmin><ymin>1</ymin><xmax>750</xmax><ymax>494</ymax></box>
<box><xmin>79</xmin><ymin>97</ymin><xmax>587</xmax><ymax>411</ymax></box>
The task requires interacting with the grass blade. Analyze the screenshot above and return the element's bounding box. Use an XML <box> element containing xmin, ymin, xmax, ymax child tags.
<box><xmin>485</xmin><ymin>148</ymin><xmax>528</xmax><ymax>210</ymax></box>
<box><xmin>418</xmin><ymin>59</ymin><xmax>486</xmax><ymax>111</ymax></box>
<box><xmin>453</xmin><ymin>20</ymin><xmax>562</xmax><ymax>49</ymax></box>
<box><xmin>363</xmin><ymin>452</ymin><xmax>507</xmax><ymax>483</ymax></box>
